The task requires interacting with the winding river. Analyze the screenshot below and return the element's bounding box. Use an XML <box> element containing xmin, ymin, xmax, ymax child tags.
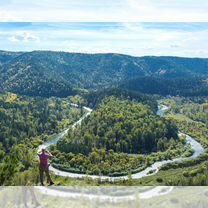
<box><xmin>38</xmin><ymin>103</ymin><xmax>204</xmax><ymax>181</ymax></box>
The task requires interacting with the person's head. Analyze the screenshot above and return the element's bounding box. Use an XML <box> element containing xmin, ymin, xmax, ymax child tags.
<box><xmin>42</xmin><ymin>148</ymin><xmax>46</xmax><ymax>153</ymax></box>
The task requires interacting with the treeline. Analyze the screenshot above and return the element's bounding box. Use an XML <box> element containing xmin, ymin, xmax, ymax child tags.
<box><xmin>160</xmin><ymin>153</ymin><xmax>208</xmax><ymax>171</ymax></box>
<box><xmin>56</xmin><ymin>96</ymin><xmax>178</xmax><ymax>155</ymax></box>
<box><xmin>51</xmin><ymin>148</ymin><xmax>147</xmax><ymax>176</ymax></box>
<box><xmin>84</xmin><ymin>88</ymin><xmax>158</xmax><ymax>111</ymax></box>
<box><xmin>153</xmin><ymin>155</ymin><xmax>208</xmax><ymax>186</ymax></box>
<box><xmin>170</xmin><ymin>99</ymin><xmax>208</xmax><ymax>127</ymax></box>
<box><xmin>51</xmin><ymin>139</ymin><xmax>191</xmax><ymax>176</ymax></box>
<box><xmin>121</xmin><ymin>76</ymin><xmax>208</xmax><ymax>96</ymax></box>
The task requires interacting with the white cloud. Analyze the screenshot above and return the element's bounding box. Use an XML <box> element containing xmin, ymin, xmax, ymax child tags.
<box><xmin>0</xmin><ymin>0</ymin><xmax>208</xmax><ymax>21</ymax></box>
<box><xmin>1</xmin><ymin>23</ymin><xmax>208</xmax><ymax>58</ymax></box>
<box><xmin>17</xmin><ymin>31</ymin><xmax>40</xmax><ymax>42</ymax></box>
<box><xmin>8</xmin><ymin>31</ymin><xmax>40</xmax><ymax>44</ymax></box>
<box><xmin>8</xmin><ymin>36</ymin><xmax>20</xmax><ymax>44</ymax></box>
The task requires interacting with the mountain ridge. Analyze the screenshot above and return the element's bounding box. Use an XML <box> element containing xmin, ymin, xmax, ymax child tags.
<box><xmin>0</xmin><ymin>50</ymin><xmax>207</xmax><ymax>97</ymax></box>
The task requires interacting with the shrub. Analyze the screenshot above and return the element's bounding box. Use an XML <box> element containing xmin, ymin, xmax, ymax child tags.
<box><xmin>156</xmin><ymin>177</ymin><xmax>163</xmax><ymax>183</ymax></box>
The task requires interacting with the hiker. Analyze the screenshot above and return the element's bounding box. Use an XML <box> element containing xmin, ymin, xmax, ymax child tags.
<box><xmin>37</xmin><ymin>148</ymin><xmax>54</xmax><ymax>186</ymax></box>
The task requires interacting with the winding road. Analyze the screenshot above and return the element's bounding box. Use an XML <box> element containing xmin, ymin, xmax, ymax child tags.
<box><xmin>38</xmin><ymin>104</ymin><xmax>204</xmax><ymax>181</ymax></box>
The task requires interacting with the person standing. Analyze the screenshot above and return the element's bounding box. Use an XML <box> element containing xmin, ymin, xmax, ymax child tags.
<box><xmin>37</xmin><ymin>148</ymin><xmax>54</xmax><ymax>186</ymax></box>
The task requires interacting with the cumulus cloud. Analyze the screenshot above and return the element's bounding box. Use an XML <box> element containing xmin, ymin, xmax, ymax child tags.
<box><xmin>8</xmin><ymin>31</ymin><xmax>40</xmax><ymax>44</ymax></box>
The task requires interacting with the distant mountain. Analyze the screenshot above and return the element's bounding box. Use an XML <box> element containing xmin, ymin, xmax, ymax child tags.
<box><xmin>0</xmin><ymin>50</ymin><xmax>23</xmax><ymax>66</ymax></box>
<box><xmin>0</xmin><ymin>50</ymin><xmax>207</xmax><ymax>97</ymax></box>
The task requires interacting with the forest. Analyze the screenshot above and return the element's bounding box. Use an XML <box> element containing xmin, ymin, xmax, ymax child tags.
<box><xmin>121</xmin><ymin>76</ymin><xmax>208</xmax><ymax>96</ymax></box>
<box><xmin>50</xmin><ymin>96</ymin><xmax>183</xmax><ymax>176</ymax></box>
<box><xmin>128</xmin><ymin>97</ymin><xmax>208</xmax><ymax>186</ymax></box>
<box><xmin>84</xmin><ymin>88</ymin><xmax>158</xmax><ymax>111</ymax></box>
<box><xmin>56</xmin><ymin>97</ymin><xmax>178</xmax><ymax>154</ymax></box>
<box><xmin>0</xmin><ymin>87</ymin><xmax>207</xmax><ymax>185</ymax></box>
<box><xmin>0</xmin><ymin>91</ymin><xmax>81</xmax><ymax>185</ymax></box>
<box><xmin>0</xmin><ymin>51</ymin><xmax>208</xmax><ymax>97</ymax></box>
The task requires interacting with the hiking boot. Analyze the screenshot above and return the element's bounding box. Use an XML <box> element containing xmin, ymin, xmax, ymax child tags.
<box><xmin>49</xmin><ymin>181</ymin><xmax>54</xmax><ymax>186</ymax></box>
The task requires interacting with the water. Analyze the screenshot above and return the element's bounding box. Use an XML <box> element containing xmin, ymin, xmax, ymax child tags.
<box><xmin>38</xmin><ymin>104</ymin><xmax>205</xmax><ymax>181</ymax></box>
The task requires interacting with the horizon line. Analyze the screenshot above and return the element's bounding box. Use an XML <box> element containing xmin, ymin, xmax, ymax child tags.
<box><xmin>1</xmin><ymin>49</ymin><xmax>208</xmax><ymax>59</ymax></box>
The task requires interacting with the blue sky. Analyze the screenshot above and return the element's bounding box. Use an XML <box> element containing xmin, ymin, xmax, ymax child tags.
<box><xmin>0</xmin><ymin>22</ymin><xmax>208</xmax><ymax>57</ymax></box>
<box><xmin>0</xmin><ymin>1</ymin><xmax>208</xmax><ymax>57</ymax></box>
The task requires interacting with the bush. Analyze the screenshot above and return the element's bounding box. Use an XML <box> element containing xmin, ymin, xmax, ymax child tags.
<box><xmin>183</xmin><ymin>171</ymin><xmax>189</xmax><ymax>177</ymax></box>
<box><xmin>156</xmin><ymin>177</ymin><xmax>163</xmax><ymax>183</ymax></box>
<box><xmin>190</xmin><ymin>170</ymin><xmax>198</xmax><ymax>177</ymax></box>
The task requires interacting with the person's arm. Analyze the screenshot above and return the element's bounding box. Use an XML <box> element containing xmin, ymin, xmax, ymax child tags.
<box><xmin>45</xmin><ymin>150</ymin><xmax>53</xmax><ymax>157</ymax></box>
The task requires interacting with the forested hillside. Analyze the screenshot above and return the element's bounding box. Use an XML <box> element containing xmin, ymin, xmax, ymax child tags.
<box><xmin>0</xmin><ymin>50</ymin><xmax>23</xmax><ymax>66</ymax></box>
<box><xmin>57</xmin><ymin>97</ymin><xmax>178</xmax><ymax>154</ymax></box>
<box><xmin>0</xmin><ymin>91</ymin><xmax>81</xmax><ymax>151</ymax></box>
<box><xmin>84</xmin><ymin>88</ymin><xmax>158</xmax><ymax>111</ymax></box>
<box><xmin>134</xmin><ymin>97</ymin><xmax>208</xmax><ymax>186</ymax></box>
<box><xmin>0</xmin><ymin>91</ymin><xmax>81</xmax><ymax>185</ymax></box>
<box><xmin>0</xmin><ymin>51</ymin><xmax>208</xmax><ymax>97</ymax></box>
<box><xmin>51</xmin><ymin>96</ymin><xmax>180</xmax><ymax>176</ymax></box>
<box><xmin>121</xmin><ymin>77</ymin><xmax>208</xmax><ymax>96</ymax></box>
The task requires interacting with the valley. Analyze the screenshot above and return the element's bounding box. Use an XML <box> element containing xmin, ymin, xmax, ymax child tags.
<box><xmin>40</xmin><ymin>103</ymin><xmax>204</xmax><ymax>182</ymax></box>
<box><xmin>0</xmin><ymin>51</ymin><xmax>207</xmax><ymax>186</ymax></box>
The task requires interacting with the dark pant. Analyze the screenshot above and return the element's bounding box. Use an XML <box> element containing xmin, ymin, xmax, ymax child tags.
<box><xmin>39</xmin><ymin>164</ymin><xmax>53</xmax><ymax>184</ymax></box>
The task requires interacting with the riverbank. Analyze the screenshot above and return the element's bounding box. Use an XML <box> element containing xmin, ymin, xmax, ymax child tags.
<box><xmin>38</xmin><ymin>103</ymin><xmax>204</xmax><ymax>181</ymax></box>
